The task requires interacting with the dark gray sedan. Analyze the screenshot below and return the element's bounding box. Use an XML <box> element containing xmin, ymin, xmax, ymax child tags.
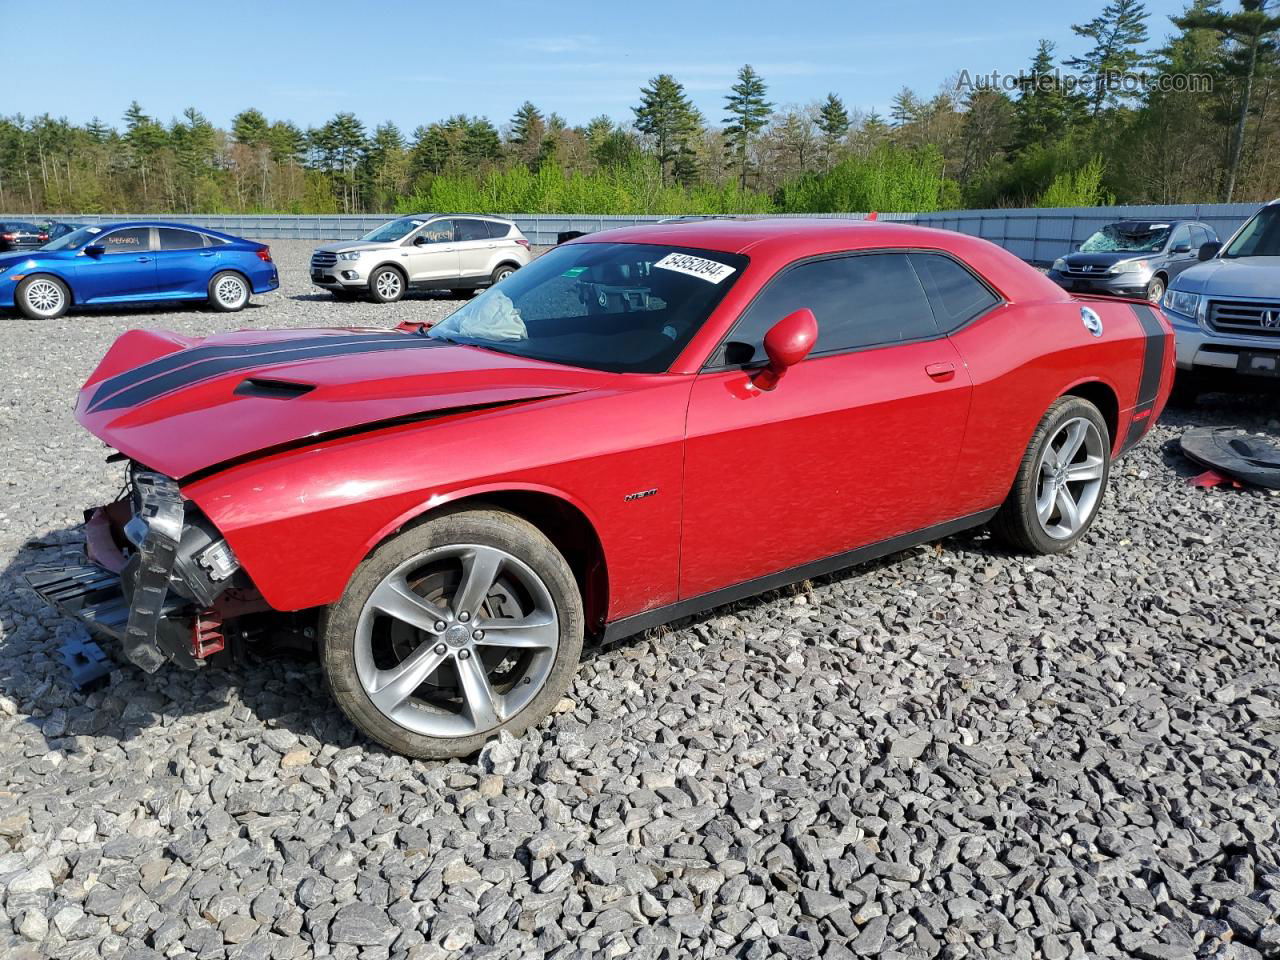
<box><xmin>1047</xmin><ymin>219</ymin><xmax>1218</xmax><ymax>303</ymax></box>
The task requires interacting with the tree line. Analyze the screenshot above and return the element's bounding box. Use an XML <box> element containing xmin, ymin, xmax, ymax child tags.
<box><xmin>2</xmin><ymin>0</ymin><xmax>1278</xmax><ymax>217</ymax></box>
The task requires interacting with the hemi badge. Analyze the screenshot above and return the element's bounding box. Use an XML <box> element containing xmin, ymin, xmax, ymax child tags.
<box><xmin>624</xmin><ymin>488</ymin><xmax>658</xmax><ymax>502</ymax></box>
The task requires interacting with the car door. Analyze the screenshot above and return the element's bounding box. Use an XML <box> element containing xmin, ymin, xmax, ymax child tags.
<box><xmin>74</xmin><ymin>226</ymin><xmax>157</xmax><ymax>302</ymax></box>
<box><xmin>678</xmin><ymin>251</ymin><xmax>974</xmax><ymax>600</ymax></box>
<box><xmin>153</xmin><ymin>228</ymin><xmax>219</xmax><ymax>297</ymax></box>
<box><xmin>402</xmin><ymin>219</ymin><xmax>459</xmax><ymax>282</ymax></box>
<box><xmin>1163</xmin><ymin>224</ymin><xmax>1198</xmax><ymax>281</ymax></box>
<box><xmin>453</xmin><ymin>218</ymin><xmax>495</xmax><ymax>278</ymax></box>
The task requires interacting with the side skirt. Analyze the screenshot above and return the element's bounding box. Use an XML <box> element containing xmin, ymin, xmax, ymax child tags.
<box><xmin>600</xmin><ymin>507</ymin><xmax>1000</xmax><ymax>644</ymax></box>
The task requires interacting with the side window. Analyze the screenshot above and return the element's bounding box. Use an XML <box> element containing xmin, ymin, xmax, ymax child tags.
<box><xmin>1170</xmin><ymin>225</ymin><xmax>1192</xmax><ymax>251</ymax></box>
<box><xmin>419</xmin><ymin>219</ymin><xmax>455</xmax><ymax>244</ymax></box>
<box><xmin>98</xmin><ymin>227</ymin><xmax>152</xmax><ymax>254</ymax></box>
<box><xmin>157</xmin><ymin>228</ymin><xmax>206</xmax><ymax>251</ymax></box>
<box><xmin>909</xmin><ymin>253</ymin><xmax>999</xmax><ymax>332</ymax></box>
<box><xmin>485</xmin><ymin>220</ymin><xmax>511</xmax><ymax>240</ymax></box>
<box><xmin>719</xmin><ymin>253</ymin><xmax>939</xmax><ymax>365</ymax></box>
<box><xmin>456</xmin><ymin>219</ymin><xmax>490</xmax><ymax>242</ymax></box>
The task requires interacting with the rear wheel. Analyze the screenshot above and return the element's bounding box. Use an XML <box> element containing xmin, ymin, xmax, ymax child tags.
<box><xmin>16</xmin><ymin>275</ymin><xmax>70</xmax><ymax>319</ymax></box>
<box><xmin>208</xmin><ymin>271</ymin><xmax>250</xmax><ymax>312</ymax></box>
<box><xmin>321</xmin><ymin>509</ymin><xmax>584</xmax><ymax>759</ymax></box>
<box><xmin>992</xmin><ymin>396</ymin><xmax>1111</xmax><ymax>554</ymax></box>
<box><xmin>1146</xmin><ymin>275</ymin><xmax>1166</xmax><ymax>304</ymax></box>
<box><xmin>369</xmin><ymin>266</ymin><xmax>405</xmax><ymax>304</ymax></box>
<box><xmin>491</xmin><ymin>263</ymin><xmax>517</xmax><ymax>286</ymax></box>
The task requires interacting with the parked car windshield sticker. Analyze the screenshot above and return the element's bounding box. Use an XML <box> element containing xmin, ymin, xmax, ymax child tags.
<box><xmin>653</xmin><ymin>253</ymin><xmax>736</xmax><ymax>284</ymax></box>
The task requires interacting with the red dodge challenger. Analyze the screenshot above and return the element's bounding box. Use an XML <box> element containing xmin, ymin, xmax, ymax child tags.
<box><xmin>31</xmin><ymin>219</ymin><xmax>1173</xmax><ymax>758</ymax></box>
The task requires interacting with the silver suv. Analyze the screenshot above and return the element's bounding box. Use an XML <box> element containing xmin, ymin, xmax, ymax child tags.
<box><xmin>310</xmin><ymin>214</ymin><xmax>532</xmax><ymax>303</ymax></box>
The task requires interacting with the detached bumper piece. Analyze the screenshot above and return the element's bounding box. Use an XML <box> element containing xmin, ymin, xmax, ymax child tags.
<box><xmin>26</xmin><ymin>563</ymin><xmax>130</xmax><ymax>638</ymax></box>
<box><xmin>122</xmin><ymin>472</ymin><xmax>185</xmax><ymax>672</ymax></box>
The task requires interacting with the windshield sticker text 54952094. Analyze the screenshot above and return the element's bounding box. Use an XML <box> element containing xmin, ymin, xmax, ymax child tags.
<box><xmin>653</xmin><ymin>253</ymin><xmax>737</xmax><ymax>284</ymax></box>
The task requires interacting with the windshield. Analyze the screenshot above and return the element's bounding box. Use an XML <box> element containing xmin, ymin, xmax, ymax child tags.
<box><xmin>428</xmin><ymin>242</ymin><xmax>749</xmax><ymax>373</ymax></box>
<box><xmin>361</xmin><ymin>217</ymin><xmax>429</xmax><ymax>243</ymax></box>
<box><xmin>1080</xmin><ymin>223</ymin><xmax>1171</xmax><ymax>254</ymax></box>
<box><xmin>41</xmin><ymin>225</ymin><xmax>103</xmax><ymax>251</ymax></box>
<box><xmin>1223</xmin><ymin>205</ymin><xmax>1280</xmax><ymax>258</ymax></box>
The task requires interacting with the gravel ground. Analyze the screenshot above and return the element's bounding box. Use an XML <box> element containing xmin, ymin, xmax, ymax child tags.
<box><xmin>0</xmin><ymin>240</ymin><xmax>1278</xmax><ymax>960</ymax></box>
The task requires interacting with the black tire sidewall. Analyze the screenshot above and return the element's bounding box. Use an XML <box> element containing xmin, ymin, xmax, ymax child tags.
<box><xmin>998</xmin><ymin>397</ymin><xmax>1111</xmax><ymax>554</ymax></box>
<box><xmin>491</xmin><ymin>264</ymin><xmax>516</xmax><ymax>285</ymax></box>
<box><xmin>320</xmin><ymin>509</ymin><xmax>584</xmax><ymax>759</ymax></box>
<box><xmin>1146</xmin><ymin>277</ymin><xmax>1165</xmax><ymax>303</ymax></box>
<box><xmin>369</xmin><ymin>267</ymin><xmax>405</xmax><ymax>303</ymax></box>
<box><xmin>208</xmin><ymin>270</ymin><xmax>249</xmax><ymax>312</ymax></box>
<box><xmin>16</xmin><ymin>275</ymin><xmax>70</xmax><ymax>319</ymax></box>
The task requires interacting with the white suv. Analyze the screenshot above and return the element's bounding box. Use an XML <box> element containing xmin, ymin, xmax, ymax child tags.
<box><xmin>310</xmin><ymin>214</ymin><xmax>532</xmax><ymax>303</ymax></box>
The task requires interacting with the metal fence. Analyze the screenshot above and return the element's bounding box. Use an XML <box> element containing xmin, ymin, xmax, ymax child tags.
<box><xmin>6</xmin><ymin>203</ymin><xmax>1261</xmax><ymax>261</ymax></box>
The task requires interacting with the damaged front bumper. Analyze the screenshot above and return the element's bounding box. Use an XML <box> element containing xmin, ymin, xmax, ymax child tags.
<box><xmin>27</xmin><ymin>469</ymin><xmax>254</xmax><ymax>672</ymax></box>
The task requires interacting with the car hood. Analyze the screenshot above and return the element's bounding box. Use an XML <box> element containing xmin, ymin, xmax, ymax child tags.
<box><xmin>1170</xmin><ymin>257</ymin><xmax>1280</xmax><ymax>297</ymax></box>
<box><xmin>1062</xmin><ymin>251</ymin><xmax>1159</xmax><ymax>268</ymax></box>
<box><xmin>76</xmin><ymin>327</ymin><xmax>614</xmax><ymax>479</ymax></box>
<box><xmin>0</xmin><ymin>249</ymin><xmax>63</xmax><ymax>270</ymax></box>
<box><xmin>313</xmin><ymin>240</ymin><xmax>400</xmax><ymax>256</ymax></box>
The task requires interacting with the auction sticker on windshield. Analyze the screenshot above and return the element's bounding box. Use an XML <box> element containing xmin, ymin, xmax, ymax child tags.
<box><xmin>653</xmin><ymin>253</ymin><xmax>736</xmax><ymax>284</ymax></box>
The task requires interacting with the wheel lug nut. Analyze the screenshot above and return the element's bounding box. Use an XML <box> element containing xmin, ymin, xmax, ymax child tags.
<box><xmin>458</xmin><ymin>649</ymin><xmax>471</xmax><ymax>660</ymax></box>
<box><xmin>459</xmin><ymin>611</ymin><xmax>471</xmax><ymax>622</ymax></box>
<box><xmin>434</xmin><ymin>643</ymin><xmax>446</xmax><ymax>654</ymax></box>
<box><xmin>472</xmin><ymin>629</ymin><xmax>484</xmax><ymax>640</ymax></box>
<box><xmin>434</xmin><ymin>621</ymin><xmax>446</xmax><ymax>632</ymax></box>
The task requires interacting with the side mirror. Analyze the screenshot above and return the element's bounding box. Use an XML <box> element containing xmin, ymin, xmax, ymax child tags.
<box><xmin>753</xmin><ymin>308</ymin><xmax>818</xmax><ymax>391</ymax></box>
<box><xmin>83</xmin><ymin>244</ymin><xmax>105</xmax><ymax>257</ymax></box>
<box><xmin>413</xmin><ymin>234</ymin><xmax>427</xmax><ymax>246</ymax></box>
<box><xmin>1171</xmin><ymin>242</ymin><xmax>1192</xmax><ymax>254</ymax></box>
<box><xmin>1198</xmin><ymin>241</ymin><xmax>1222</xmax><ymax>261</ymax></box>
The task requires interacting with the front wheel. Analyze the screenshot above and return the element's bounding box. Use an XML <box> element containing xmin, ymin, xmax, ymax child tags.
<box><xmin>992</xmin><ymin>396</ymin><xmax>1111</xmax><ymax>554</ymax></box>
<box><xmin>369</xmin><ymin>266</ymin><xmax>405</xmax><ymax>304</ymax></box>
<box><xmin>16</xmin><ymin>275</ymin><xmax>70</xmax><ymax>319</ymax></box>
<box><xmin>1146</xmin><ymin>275</ymin><xmax>1166</xmax><ymax>304</ymax></box>
<box><xmin>208</xmin><ymin>271</ymin><xmax>250</xmax><ymax>312</ymax></box>
<box><xmin>321</xmin><ymin>509</ymin><xmax>584</xmax><ymax>759</ymax></box>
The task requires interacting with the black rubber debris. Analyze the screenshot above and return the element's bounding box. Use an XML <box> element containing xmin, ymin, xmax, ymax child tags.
<box><xmin>1180</xmin><ymin>427</ymin><xmax>1280</xmax><ymax>490</ymax></box>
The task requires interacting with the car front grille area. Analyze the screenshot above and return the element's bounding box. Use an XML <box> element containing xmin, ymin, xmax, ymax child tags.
<box><xmin>1207</xmin><ymin>300</ymin><xmax>1280</xmax><ymax>338</ymax></box>
<box><xmin>310</xmin><ymin>252</ymin><xmax>338</xmax><ymax>270</ymax></box>
<box><xmin>1062</xmin><ymin>265</ymin><xmax>1111</xmax><ymax>278</ymax></box>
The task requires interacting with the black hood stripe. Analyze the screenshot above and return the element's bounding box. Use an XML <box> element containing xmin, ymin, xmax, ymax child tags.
<box><xmin>88</xmin><ymin>335</ymin><xmax>448</xmax><ymax>413</ymax></box>
<box><xmin>88</xmin><ymin>332</ymin><xmax>421</xmax><ymax>410</ymax></box>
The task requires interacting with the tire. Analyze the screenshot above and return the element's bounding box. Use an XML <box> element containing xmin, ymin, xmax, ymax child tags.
<box><xmin>369</xmin><ymin>266</ymin><xmax>406</xmax><ymax>304</ymax></box>
<box><xmin>991</xmin><ymin>396</ymin><xmax>1111</xmax><ymax>554</ymax></box>
<box><xmin>208</xmin><ymin>271</ymin><xmax>250</xmax><ymax>312</ymax></box>
<box><xmin>16</xmin><ymin>275</ymin><xmax>70</xmax><ymax>319</ymax></box>
<box><xmin>1146</xmin><ymin>275</ymin><xmax>1166</xmax><ymax>304</ymax></box>
<box><xmin>490</xmin><ymin>263</ymin><xmax>518</xmax><ymax>286</ymax></box>
<box><xmin>321</xmin><ymin>509</ymin><xmax>584</xmax><ymax>759</ymax></box>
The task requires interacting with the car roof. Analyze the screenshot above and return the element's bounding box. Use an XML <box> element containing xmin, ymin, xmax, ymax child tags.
<box><xmin>402</xmin><ymin>213</ymin><xmax>515</xmax><ymax>222</ymax></box>
<box><xmin>87</xmin><ymin>221</ymin><xmax>243</xmax><ymax>240</ymax></box>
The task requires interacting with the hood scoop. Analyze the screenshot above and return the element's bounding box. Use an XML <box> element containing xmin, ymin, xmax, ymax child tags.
<box><xmin>233</xmin><ymin>378</ymin><xmax>317</xmax><ymax>400</ymax></box>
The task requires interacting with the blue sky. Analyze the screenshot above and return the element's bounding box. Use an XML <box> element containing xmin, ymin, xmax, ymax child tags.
<box><xmin>7</xmin><ymin>0</ymin><xmax>1196</xmax><ymax>133</ymax></box>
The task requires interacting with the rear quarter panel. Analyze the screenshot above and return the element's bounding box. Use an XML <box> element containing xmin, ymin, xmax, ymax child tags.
<box><xmin>946</xmin><ymin>297</ymin><xmax>1171</xmax><ymax>518</ymax></box>
<box><xmin>181</xmin><ymin>378</ymin><xmax>692</xmax><ymax>622</ymax></box>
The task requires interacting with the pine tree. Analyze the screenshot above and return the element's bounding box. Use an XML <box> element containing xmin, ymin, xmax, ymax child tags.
<box><xmin>816</xmin><ymin>93</ymin><xmax>850</xmax><ymax>168</ymax></box>
<box><xmin>1014</xmin><ymin>40</ymin><xmax>1081</xmax><ymax>149</ymax></box>
<box><xmin>85</xmin><ymin>117</ymin><xmax>111</xmax><ymax>144</ymax></box>
<box><xmin>232</xmin><ymin>108</ymin><xmax>270</xmax><ymax>148</ymax></box>
<box><xmin>890</xmin><ymin>88</ymin><xmax>922</xmax><ymax>127</ymax></box>
<box><xmin>723</xmin><ymin>65</ymin><xmax>773</xmax><ymax>188</ymax></box>
<box><xmin>633</xmin><ymin>74</ymin><xmax>702</xmax><ymax>183</ymax></box>
<box><xmin>1065</xmin><ymin>0</ymin><xmax>1152</xmax><ymax>116</ymax></box>
<box><xmin>508</xmin><ymin>101</ymin><xmax>546</xmax><ymax>169</ymax></box>
<box><xmin>463</xmin><ymin>118</ymin><xmax>502</xmax><ymax>165</ymax></box>
<box><xmin>1174</xmin><ymin>0</ymin><xmax>1280</xmax><ymax>201</ymax></box>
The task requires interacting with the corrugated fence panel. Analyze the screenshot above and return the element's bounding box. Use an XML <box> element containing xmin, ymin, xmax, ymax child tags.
<box><xmin>6</xmin><ymin>203</ymin><xmax>1263</xmax><ymax>262</ymax></box>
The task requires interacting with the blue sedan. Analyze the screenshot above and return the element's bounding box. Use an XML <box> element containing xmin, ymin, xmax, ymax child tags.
<box><xmin>0</xmin><ymin>221</ymin><xmax>279</xmax><ymax>319</ymax></box>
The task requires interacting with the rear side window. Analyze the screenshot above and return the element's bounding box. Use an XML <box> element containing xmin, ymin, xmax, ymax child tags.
<box><xmin>485</xmin><ymin>220</ymin><xmax>512</xmax><ymax>239</ymax></box>
<box><xmin>909</xmin><ymin>253</ymin><xmax>999</xmax><ymax>332</ymax></box>
<box><xmin>718</xmin><ymin>252</ymin><xmax>939</xmax><ymax>365</ymax></box>
<box><xmin>157</xmin><ymin>228</ymin><xmax>206</xmax><ymax>250</ymax></box>
<box><xmin>456</xmin><ymin>219</ymin><xmax>490</xmax><ymax>242</ymax></box>
<box><xmin>99</xmin><ymin>227</ymin><xmax>152</xmax><ymax>254</ymax></box>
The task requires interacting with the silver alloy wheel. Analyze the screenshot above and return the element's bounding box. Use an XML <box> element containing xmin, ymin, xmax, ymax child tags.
<box><xmin>494</xmin><ymin>268</ymin><xmax>514</xmax><ymax>283</ymax></box>
<box><xmin>353</xmin><ymin>543</ymin><xmax>559</xmax><ymax>738</ymax></box>
<box><xmin>215</xmin><ymin>275</ymin><xmax>247</xmax><ymax>308</ymax></box>
<box><xmin>25</xmin><ymin>279</ymin><xmax>64</xmax><ymax>316</ymax></box>
<box><xmin>375</xmin><ymin>270</ymin><xmax>402</xmax><ymax>299</ymax></box>
<box><xmin>1147</xmin><ymin>278</ymin><xmax>1165</xmax><ymax>303</ymax></box>
<box><xmin>1035</xmin><ymin>416</ymin><xmax>1106</xmax><ymax>540</ymax></box>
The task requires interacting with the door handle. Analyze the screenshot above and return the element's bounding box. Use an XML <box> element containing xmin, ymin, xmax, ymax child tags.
<box><xmin>136</xmin><ymin>256</ymin><xmax>152</xmax><ymax>263</ymax></box>
<box><xmin>199</xmin><ymin>251</ymin><xmax>215</xmax><ymax>257</ymax></box>
<box><xmin>925</xmin><ymin>362</ymin><xmax>956</xmax><ymax>381</ymax></box>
